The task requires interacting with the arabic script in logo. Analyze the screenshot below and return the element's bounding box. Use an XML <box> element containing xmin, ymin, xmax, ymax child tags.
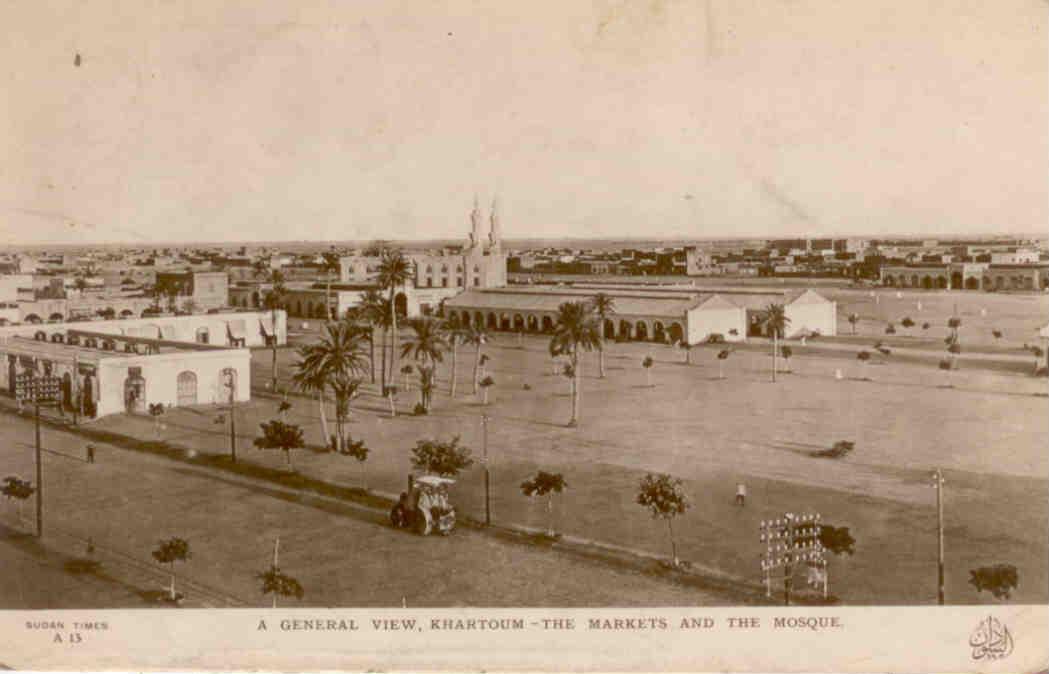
<box><xmin>969</xmin><ymin>616</ymin><xmax>1013</xmax><ymax>661</ymax></box>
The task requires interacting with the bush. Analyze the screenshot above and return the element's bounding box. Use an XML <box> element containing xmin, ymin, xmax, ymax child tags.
<box><xmin>413</xmin><ymin>403</ymin><xmax>428</xmax><ymax>416</ymax></box>
<box><xmin>810</xmin><ymin>440</ymin><xmax>854</xmax><ymax>459</ymax></box>
<box><xmin>706</xmin><ymin>333</ymin><xmax>725</xmax><ymax>344</ymax></box>
<box><xmin>969</xmin><ymin>564</ymin><xmax>1019</xmax><ymax>599</ymax></box>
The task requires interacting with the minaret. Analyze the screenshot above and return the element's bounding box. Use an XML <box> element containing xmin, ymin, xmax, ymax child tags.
<box><xmin>469</xmin><ymin>195</ymin><xmax>483</xmax><ymax>250</ymax></box>
<box><xmin>488</xmin><ymin>197</ymin><xmax>501</xmax><ymax>252</ymax></box>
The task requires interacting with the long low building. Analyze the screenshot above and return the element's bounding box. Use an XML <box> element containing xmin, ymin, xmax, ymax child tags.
<box><xmin>444</xmin><ymin>285</ymin><xmax>836</xmax><ymax>344</ymax></box>
<box><xmin>0</xmin><ymin>311</ymin><xmax>286</xmax><ymax>418</ymax></box>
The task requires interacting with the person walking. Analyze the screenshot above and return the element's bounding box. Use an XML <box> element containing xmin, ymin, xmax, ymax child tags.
<box><xmin>86</xmin><ymin>444</ymin><xmax>95</xmax><ymax>464</ymax></box>
<box><xmin>735</xmin><ymin>482</ymin><xmax>746</xmax><ymax>506</ymax></box>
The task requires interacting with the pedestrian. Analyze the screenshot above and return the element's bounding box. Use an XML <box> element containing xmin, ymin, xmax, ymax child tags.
<box><xmin>86</xmin><ymin>443</ymin><xmax>95</xmax><ymax>464</ymax></box>
<box><xmin>735</xmin><ymin>482</ymin><xmax>746</xmax><ymax>506</ymax></box>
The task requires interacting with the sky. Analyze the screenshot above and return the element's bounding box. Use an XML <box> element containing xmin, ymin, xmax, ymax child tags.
<box><xmin>0</xmin><ymin>0</ymin><xmax>1045</xmax><ymax>245</ymax></box>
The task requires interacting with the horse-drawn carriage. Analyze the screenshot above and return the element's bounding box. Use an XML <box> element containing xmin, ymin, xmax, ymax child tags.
<box><xmin>390</xmin><ymin>475</ymin><xmax>457</xmax><ymax>536</ymax></box>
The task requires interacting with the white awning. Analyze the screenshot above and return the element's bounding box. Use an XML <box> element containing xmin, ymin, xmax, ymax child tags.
<box><xmin>160</xmin><ymin>325</ymin><xmax>177</xmax><ymax>340</ymax></box>
<box><xmin>260</xmin><ymin>316</ymin><xmax>274</xmax><ymax>337</ymax></box>
<box><xmin>227</xmin><ymin>320</ymin><xmax>247</xmax><ymax>340</ymax></box>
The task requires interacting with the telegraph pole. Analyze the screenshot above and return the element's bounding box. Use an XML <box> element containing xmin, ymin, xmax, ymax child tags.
<box><xmin>34</xmin><ymin>398</ymin><xmax>42</xmax><ymax>537</ymax></box>
<box><xmin>228</xmin><ymin>374</ymin><xmax>237</xmax><ymax>463</ymax></box>
<box><xmin>482</xmin><ymin>413</ymin><xmax>490</xmax><ymax>526</ymax></box>
<box><xmin>932</xmin><ymin>468</ymin><xmax>945</xmax><ymax>605</ymax></box>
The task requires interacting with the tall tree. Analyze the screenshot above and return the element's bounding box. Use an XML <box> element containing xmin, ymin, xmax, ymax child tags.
<box><xmin>262</xmin><ymin>270</ymin><xmax>287</xmax><ymax>391</ymax></box>
<box><xmin>636</xmin><ymin>473</ymin><xmax>690</xmax><ymax>568</ymax></box>
<box><xmin>151</xmin><ymin>537</ymin><xmax>191</xmax><ymax>602</ymax></box>
<box><xmin>590</xmin><ymin>293</ymin><xmax>616</xmax><ymax>378</ymax></box>
<box><xmin>320</xmin><ymin>251</ymin><xmax>341</xmax><ymax>321</ymax></box>
<box><xmin>354</xmin><ymin>288</ymin><xmax>389</xmax><ymax>385</ymax></box>
<box><xmin>759</xmin><ymin>303</ymin><xmax>791</xmax><ymax>383</ymax></box>
<box><xmin>520</xmin><ymin>471</ymin><xmax>568</xmax><ymax>538</ymax></box>
<box><xmin>254</xmin><ymin>419</ymin><xmax>305</xmax><ymax>470</ymax></box>
<box><xmin>377</xmin><ymin>249</ymin><xmax>413</xmax><ymax>391</ymax></box>
<box><xmin>292</xmin><ymin>322</ymin><xmax>370</xmax><ymax>453</ymax></box>
<box><xmin>464</xmin><ymin>324</ymin><xmax>490</xmax><ymax>395</ymax></box>
<box><xmin>401</xmin><ymin>317</ymin><xmax>448</xmax><ymax>412</ymax></box>
<box><xmin>443</xmin><ymin>315</ymin><xmax>469</xmax><ymax>397</ymax></box>
<box><xmin>549</xmin><ymin>301</ymin><xmax>601</xmax><ymax>427</ymax></box>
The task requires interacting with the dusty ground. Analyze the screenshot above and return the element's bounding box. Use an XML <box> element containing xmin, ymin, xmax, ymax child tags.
<box><xmin>3</xmin><ymin>288</ymin><xmax>1044</xmax><ymax>607</ymax></box>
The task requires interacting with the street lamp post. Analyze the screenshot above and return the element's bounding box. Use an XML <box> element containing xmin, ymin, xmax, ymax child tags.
<box><xmin>932</xmin><ymin>468</ymin><xmax>945</xmax><ymax>605</ymax></box>
<box><xmin>482</xmin><ymin>414</ymin><xmax>490</xmax><ymax>526</ymax></box>
<box><xmin>15</xmin><ymin>372</ymin><xmax>61</xmax><ymax>538</ymax></box>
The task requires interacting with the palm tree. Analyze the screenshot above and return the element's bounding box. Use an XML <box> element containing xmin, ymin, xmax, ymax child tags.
<box><xmin>353</xmin><ymin>288</ymin><xmax>389</xmax><ymax>385</ymax></box>
<box><xmin>329</xmin><ymin>374</ymin><xmax>362</xmax><ymax>452</ymax></box>
<box><xmin>758</xmin><ymin>303</ymin><xmax>790</xmax><ymax>383</ymax></box>
<box><xmin>293</xmin><ymin>322</ymin><xmax>370</xmax><ymax>453</ymax></box>
<box><xmin>464</xmin><ymin>324</ymin><xmax>489</xmax><ymax>395</ymax></box>
<box><xmin>262</xmin><ymin>270</ymin><xmax>287</xmax><ymax>391</ymax></box>
<box><xmin>642</xmin><ymin>356</ymin><xmax>654</xmax><ymax>387</ymax></box>
<box><xmin>549</xmin><ymin>302</ymin><xmax>601</xmax><ymax>427</ymax></box>
<box><xmin>401</xmin><ymin>317</ymin><xmax>448</xmax><ymax>412</ymax></box>
<box><xmin>590</xmin><ymin>293</ymin><xmax>616</xmax><ymax>378</ymax></box>
<box><xmin>443</xmin><ymin>315</ymin><xmax>469</xmax><ymax>397</ymax></box>
<box><xmin>320</xmin><ymin>251</ymin><xmax>341</xmax><ymax>321</ymax></box>
<box><xmin>377</xmin><ymin>249</ymin><xmax>413</xmax><ymax>391</ymax></box>
<box><xmin>291</xmin><ymin>356</ymin><xmax>331</xmax><ymax>444</ymax></box>
<box><xmin>716</xmin><ymin>348</ymin><xmax>731</xmax><ymax>380</ymax></box>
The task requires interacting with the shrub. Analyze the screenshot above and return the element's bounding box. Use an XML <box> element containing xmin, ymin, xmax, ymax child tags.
<box><xmin>810</xmin><ymin>440</ymin><xmax>854</xmax><ymax>459</ymax></box>
<box><xmin>706</xmin><ymin>333</ymin><xmax>725</xmax><ymax>344</ymax></box>
<box><xmin>413</xmin><ymin>403</ymin><xmax>428</xmax><ymax>416</ymax></box>
<box><xmin>410</xmin><ymin>436</ymin><xmax>474</xmax><ymax>477</ymax></box>
<box><xmin>969</xmin><ymin>564</ymin><xmax>1019</xmax><ymax>600</ymax></box>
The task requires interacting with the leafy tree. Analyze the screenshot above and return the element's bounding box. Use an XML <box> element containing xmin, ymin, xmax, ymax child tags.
<box><xmin>479</xmin><ymin>375</ymin><xmax>494</xmax><ymax>405</ymax></box>
<box><xmin>780</xmin><ymin>345</ymin><xmax>793</xmax><ymax>373</ymax></box>
<box><xmin>257</xmin><ymin>565</ymin><xmax>304</xmax><ymax>608</ymax></box>
<box><xmin>969</xmin><ymin>564</ymin><xmax>1019</xmax><ymax>600</ymax></box>
<box><xmin>991</xmin><ymin>329</ymin><xmax>1002</xmax><ymax>340</ymax></box>
<box><xmin>818</xmin><ymin>525</ymin><xmax>856</xmax><ymax>555</ymax></box>
<box><xmin>401</xmin><ymin>317</ymin><xmax>448</xmax><ymax>411</ymax></box>
<box><xmin>410</xmin><ymin>436</ymin><xmax>474</xmax><ymax>477</ymax></box>
<box><xmin>636</xmin><ymin>473</ymin><xmax>690</xmax><ymax>567</ymax></box>
<box><xmin>759</xmin><ymin>304</ymin><xmax>790</xmax><ymax>382</ymax></box>
<box><xmin>520</xmin><ymin>471</ymin><xmax>567</xmax><ymax>537</ymax></box>
<box><xmin>277</xmin><ymin>398</ymin><xmax>292</xmax><ymax>423</ymax></box>
<box><xmin>901</xmin><ymin>316</ymin><xmax>915</xmax><ymax>330</ymax></box>
<box><xmin>590</xmin><ymin>293</ymin><xmax>616</xmax><ymax>378</ymax></box>
<box><xmin>148</xmin><ymin>403</ymin><xmax>165</xmax><ymax>436</ymax></box>
<box><xmin>151</xmin><ymin>537</ymin><xmax>191</xmax><ymax>602</ymax></box>
<box><xmin>847</xmin><ymin>313</ymin><xmax>859</xmax><ymax>335</ymax></box>
<box><xmin>884</xmin><ymin>323</ymin><xmax>896</xmax><ymax>335</ymax></box>
<box><xmin>938</xmin><ymin>358</ymin><xmax>953</xmax><ymax>387</ymax></box>
<box><xmin>401</xmin><ymin>364</ymin><xmax>414</xmax><ymax>392</ymax></box>
<box><xmin>921</xmin><ymin>322</ymin><xmax>930</xmax><ymax>331</ymax></box>
<box><xmin>549</xmin><ymin>302</ymin><xmax>601</xmax><ymax>427</ymax></box>
<box><xmin>642</xmin><ymin>355</ymin><xmax>654</xmax><ymax>387</ymax></box>
<box><xmin>1</xmin><ymin>476</ymin><xmax>34</xmax><ymax>525</ymax></box>
<box><xmin>329</xmin><ymin>376</ymin><xmax>362</xmax><ymax>453</ymax></box>
<box><xmin>253</xmin><ymin>419</ymin><xmax>305</xmax><ymax>470</ymax></box>
<box><xmin>716</xmin><ymin>348</ymin><xmax>731</xmax><ymax>380</ymax></box>
<box><xmin>810</xmin><ymin>440</ymin><xmax>855</xmax><ymax>459</ymax></box>
<box><xmin>377</xmin><ymin>249</ymin><xmax>413</xmax><ymax>390</ymax></box>
<box><xmin>856</xmin><ymin>350</ymin><xmax>871</xmax><ymax>379</ymax></box>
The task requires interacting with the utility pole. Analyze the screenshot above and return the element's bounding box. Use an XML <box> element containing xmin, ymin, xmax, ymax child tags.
<box><xmin>228</xmin><ymin>374</ymin><xmax>237</xmax><ymax>463</ymax></box>
<box><xmin>932</xmin><ymin>468</ymin><xmax>945</xmax><ymax>605</ymax></box>
<box><xmin>34</xmin><ymin>398</ymin><xmax>42</xmax><ymax>537</ymax></box>
<box><xmin>482</xmin><ymin>413</ymin><xmax>490</xmax><ymax>526</ymax></box>
<box><xmin>17</xmin><ymin>373</ymin><xmax>60</xmax><ymax>539</ymax></box>
<box><xmin>72</xmin><ymin>354</ymin><xmax>79</xmax><ymax>426</ymax></box>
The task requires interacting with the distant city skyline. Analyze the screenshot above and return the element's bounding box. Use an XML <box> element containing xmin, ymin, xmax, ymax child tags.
<box><xmin>2</xmin><ymin>1</ymin><xmax>1045</xmax><ymax>245</ymax></box>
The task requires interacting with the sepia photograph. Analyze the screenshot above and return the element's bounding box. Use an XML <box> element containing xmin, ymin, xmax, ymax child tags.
<box><xmin>0</xmin><ymin>0</ymin><xmax>1046</xmax><ymax>671</ymax></box>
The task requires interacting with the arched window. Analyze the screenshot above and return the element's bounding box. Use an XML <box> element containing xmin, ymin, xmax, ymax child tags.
<box><xmin>177</xmin><ymin>371</ymin><xmax>198</xmax><ymax>406</ymax></box>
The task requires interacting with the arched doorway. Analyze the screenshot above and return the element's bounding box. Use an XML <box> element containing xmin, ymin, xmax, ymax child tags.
<box><xmin>124</xmin><ymin>374</ymin><xmax>146</xmax><ymax>414</ymax></box>
<box><xmin>668</xmin><ymin>323</ymin><xmax>684</xmax><ymax>344</ymax></box>
<box><xmin>965</xmin><ymin>277</ymin><xmax>979</xmax><ymax>290</ymax></box>
<box><xmin>653</xmin><ymin>322</ymin><xmax>667</xmax><ymax>343</ymax></box>
<box><xmin>500</xmin><ymin>315</ymin><xmax>511</xmax><ymax>331</ymax></box>
<box><xmin>487</xmin><ymin>313</ymin><xmax>498</xmax><ymax>329</ymax></box>
<box><xmin>513</xmin><ymin>315</ymin><xmax>525</xmax><ymax>331</ymax></box>
<box><xmin>951</xmin><ymin>272</ymin><xmax>963</xmax><ymax>289</ymax></box>
<box><xmin>618</xmin><ymin>320</ymin><xmax>632</xmax><ymax>340</ymax></box>
<box><xmin>82</xmin><ymin>374</ymin><xmax>95</xmax><ymax>417</ymax></box>
<box><xmin>604</xmin><ymin>320</ymin><xmax>615</xmax><ymax>339</ymax></box>
<box><xmin>541</xmin><ymin>316</ymin><xmax>554</xmax><ymax>332</ymax></box>
<box><xmin>910</xmin><ymin>274</ymin><xmax>919</xmax><ymax>287</ymax></box>
<box><xmin>921</xmin><ymin>276</ymin><xmax>933</xmax><ymax>290</ymax></box>
<box><xmin>177</xmin><ymin>371</ymin><xmax>198</xmax><ymax>406</ymax></box>
<box><xmin>196</xmin><ymin>327</ymin><xmax>209</xmax><ymax>344</ymax></box>
<box><xmin>936</xmin><ymin>277</ymin><xmax>947</xmax><ymax>289</ymax></box>
<box><xmin>527</xmin><ymin>315</ymin><xmax>539</xmax><ymax>332</ymax></box>
<box><xmin>394</xmin><ymin>293</ymin><xmax>408</xmax><ymax>318</ymax></box>
<box><xmin>995</xmin><ymin>276</ymin><xmax>1005</xmax><ymax>290</ymax></box>
<box><xmin>884</xmin><ymin>276</ymin><xmax>895</xmax><ymax>287</ymax></box>
<box><xmin>474</xmin><ymin>312</ymin><xmax>484</xmax><ymax>328</ymax></box>
<box><xmin>635</xmin><ymin>322</ymin><xmax>649</xmax><ymax>341</ymax></box>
